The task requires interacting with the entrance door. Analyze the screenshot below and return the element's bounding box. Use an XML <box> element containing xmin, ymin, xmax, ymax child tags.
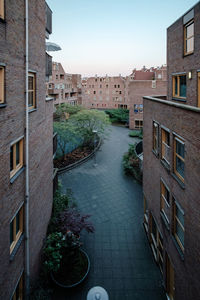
<box><xmin>166</xmin><ymin>254</ymin><xmax>175</xmax><ymax>300</ymax></box>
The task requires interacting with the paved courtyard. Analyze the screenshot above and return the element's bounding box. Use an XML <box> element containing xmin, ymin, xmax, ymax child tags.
<box><xmin>53</xmin><ymin>125</ymin><xmax>166</xmax><ymax>300</ymax></box>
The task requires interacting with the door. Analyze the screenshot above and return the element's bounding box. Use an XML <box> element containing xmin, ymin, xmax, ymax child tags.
<box><xmin>166</xmin><ymin>253</ymin><xmax>175</xmax><ymax>300</ymax></box>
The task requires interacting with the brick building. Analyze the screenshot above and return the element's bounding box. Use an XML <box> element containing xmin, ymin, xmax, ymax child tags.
<box><xmin>143</xmin><ymin>3</ymin><xmax>200</xmax><ymax>300</ymax></box>
<box><xmin>47</xmin><ymin>62</ymin><xmax>82</xmax><ymax>106</ymax></box>
<box><xmin>82</xmin><ymin>75</ymin><xmax>127</xmax><ymax>109</ymax></box>
<box><xmin>0</xmin><ymin>1</ymin><xmax>54</xmax><ymax>298</ymax></box>
<box><xmin>127</xmin><ymin>66</ymin><xmax>167</xmax><ymax>129</ymax></box>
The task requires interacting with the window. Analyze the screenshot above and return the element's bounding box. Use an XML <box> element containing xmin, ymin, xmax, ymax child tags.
<box><xmin>152</xmin><ymin>80</ymin><xmax>156</xmax><ymax>89</ymax></box>
<box><xmin>174</xmin><ymin>136</ymin><xmax>185</xmax><ymax>182</ymax></box>
<box><xmin>172</xmin><ymin>74</ymin><xmax>186</xmax><ymax>99</ymax></box>
<box><xmin>0</xmin><ymin>66</ymin><xmax>5</xmax><ymax>103</ymax></box>
<box><xmin>184</xmin><ymin>20</ymin><xmax>194</xmax><ymax>55</ymax></box>
<box><xmin>60</xmin><ymin>74</ymin><xmax>64</xmax><ymax>79</ymax></box>
<box><xmin>135</xmin><ymin>120</ymin><xmax>143</xmax><ymax>129</ymax></box>
<box><xmin>28</xmin><ymin>73</ymin><xmax>36</xmax><ymax>110</ymax></box>
<box><xmin>114</xmin><ymin>85</ymin><xmax>116</xmax><ymax>88</ymax></box>
<box><xmin>106</xmin><ymin>84</ymin><xmax>108</xmax><ymax>88</ymax></box>
<box><xmin>144</xmin><ymin>196</ymin><xmax>149</xmax><ymax>233</ymax></box>
<box><xmin>161</xmin><ymin>128</ymin><xmax>170</xmax><ymax>165</ymax></box>
<box><xmin>153</xmin><ymin>121</ymin><xmax>159</xmax><ymax>154</ymax></box>
<box><xmin>95</xmin><ymin>79</ymin><xmax>97</xmax><ymax>82</ymax></box>
<box><xmin>12</xmin><ymin>273</ymin><xmax>24</xmax><ymax>300</ymax></box>
<box><xmin>119</xmin><ymin>91</ymin><xmax>122</xmax><ymax>94</ymax></box>
<box><xmin>118</xmin><ymin>85</ymin><xmax>120</xmax><ymax>88</ymax></box>
<box><xmin>160</xmin><ymin>180</ymin><xmax>170</xmax><ymax>224</ymax></box>
<box><xmin>10</xmin><ymin>139</ymin><xmax>24</xmax><ymax>178</ymax></box>
<box><xmin>0</xmin><ymin>0</ymin><xmax>4</xmax><ymax>19</ymax></box>
<box><xmin>10</xmin><ymin>206</ymin><xmax>24</xmax><ymax>254</ymax></box>
<box><xmin>56</xmin><ymin>74</ymin><xmax>58</xmax><ymax>79</ymax></box>
<box><xmin>150</xmin><ymin>214</ymin><xmax>163</xmax><ymax>273</ymax></box>
<box><xmin>173</xmin><ymin>199</ymin><xmax>184</xmax><ymax>252</ymax></box>
<box><xmin>100</xmin><ymin>85</ymin><xmax>102</xmax><ymax>88</ymax></box>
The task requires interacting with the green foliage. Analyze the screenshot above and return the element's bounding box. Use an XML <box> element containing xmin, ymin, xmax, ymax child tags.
<box><xmin>122</xmin><ymin>144</ymin><xmax>142</xmax><ymax>182</ymax></box>
<box><xmin>129</xmin><ymin>128</ymin><xmax>143</xmax><ymax>139</ymax></box>
<box><xmin>70</xmin><ymin>109</ymin><xmax>110</xmax><ymax>147</ymax></box>
<box><xmin>55</xmin><ymin>103</ymin><xmax>83</xmax><ymax>120</ymax></box>
<box><xmin>53</xmin><ymin>121</ymin><xmax>80</xmax><ymax>157</ymax></box>
<box><xmin>105</xmin><ymin>109</ymin><xmax>129</xmax><ymax>124</ymax></box>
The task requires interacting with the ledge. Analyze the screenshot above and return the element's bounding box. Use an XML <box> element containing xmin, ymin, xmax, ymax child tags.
<box><xmin>152</xmin><ymin>149</ymin><xmax>159</xmax><ymax>158</ymax></box>
<box><xmin>10</xmin><ymin>234</ymin><xmax>24</xmax><ymax>262</ymax></box>
<box><xmin>172</xmin><ymin>97</ymin><xmax>186</xmax><ymax>103</ymax></box>
<box><xmin>10</xmin><ymin>167</ymin><xmax>24</xmax><ymax>184</ymax></box>
<box><xmin>171</xmin><ymin>173</ymin><xmax>185</xmax><ymax>189</ymax></box>
<box><xmin>143</xmin><ymin>95</ymin><xmax>200</xmax><ymax>113</ymax></box>
<box><xmin>46</xmin><ymin>97</ymin><xmax>54</xmax><ymax>102</ymax></box>
<box><xmin>57</xmin><ymin>138</ymin><xmax>101</xmax><ymax>174</ymax></box>
<box><xmin>28</xmin><ymin>108</ymin><xmax>37</xmax><ymax>113</ymax></box>
<box><xmin>0</xmin><ymin>103</ymin><xmax>7</xmax><ymax>108</ymax></box>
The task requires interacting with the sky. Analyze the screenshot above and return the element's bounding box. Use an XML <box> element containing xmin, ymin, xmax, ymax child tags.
<box><xmin>47</xmin><ymin>0</ymin><xmax>198</xmax><ymax>77</ymax></box>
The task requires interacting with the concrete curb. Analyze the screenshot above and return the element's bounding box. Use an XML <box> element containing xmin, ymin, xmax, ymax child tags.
<box><xmin>57</xmin><ymin>138</ymin><xmax>101</xmax><ymax>174</ymax></box>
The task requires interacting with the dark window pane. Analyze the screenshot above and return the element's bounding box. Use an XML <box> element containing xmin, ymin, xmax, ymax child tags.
<box><xmin>28</xmin><ymin>76</ymin><xmax>33</xmax><ymax>90</ymax></box>
<box><xmin>180</xmin><ymin>75</ymin><xmax>186</xmax><ymax>97</ymax></box>
<box><xmin>10</xmin><ymin>146</ymin><xmax>13</xmax><ymax>171</ymax></box>
<box><xmin>164</xmin><ymin>188</ymin><xmax>170</xmax><ymax>204</ymax></box>
<box><xmin>176</xmin><ymin>206</ymin><xmax>184</xmax><ymax>226</ymax></box>
<box><xmin>16</xmin><ymin>213</ymin><xmax>20</xmax><ymax>234</ymax></box>
<box><xmin>176</xmin><ymin>222</ymin><xmax>184</xmax><ymax>246</ymax></box>
<box><xmin>10</xmin><ymin>221</ymin><xmax>14</xmax><ymax>245</ymax></box>
<box><xmin>176</xmin><ymin>157</ymin><xmax>184</xmax><ymax>178</ymax></box>
<box><xmin>16</xmin><ymin>142</ymin><xmax>19</xmax><ymax>165</ymax></box>
<box><xmin>175</xmin><ymin>76</ymin><xmax>178</xmax><ymax>95</ymax></box>
<box><xmin>176</xmin><ymin>141</ymin><xmax>184</xmax><ymax>158</ymax></box>
<box><xmin>28</xmin><ymin>91</ymin><xmax>33</xmax><ymax>106</ymax></box>
<box><xmin>152</xmin><ymin>217</ymin><xmax>157</xmax><ymax>239</ymax></box>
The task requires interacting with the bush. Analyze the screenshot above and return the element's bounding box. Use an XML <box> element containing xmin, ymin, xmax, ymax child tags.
<box><xmin>122</xmin><ymin>144</ymin><xmax>142</xmax><ymax>182</ymax></box>
<box><xmin>129</xmin><ymin>128</ymin><xmax>143</xmax><ymax>139</ymax></box>
<box><xmin>105</xmin><ymin>109</ymin><xmax>129</xmax><ymax>124</ymax></box>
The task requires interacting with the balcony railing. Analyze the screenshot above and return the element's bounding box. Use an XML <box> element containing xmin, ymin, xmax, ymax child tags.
<box><xmin>45</xmin><ymin>2</ymin><xmax>52</xmax><ymax>35</ymax></box>
<box><xmin>46</xmin><ymin>53</ymin><xmax>52</xmax><ymax>77</ymax></box>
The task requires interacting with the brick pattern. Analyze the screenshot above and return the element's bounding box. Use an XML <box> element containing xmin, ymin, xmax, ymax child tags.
<box><xmin>0</xmin><ymin>1</ymin><xmax>53</xmax><ymax>298</ymax></box>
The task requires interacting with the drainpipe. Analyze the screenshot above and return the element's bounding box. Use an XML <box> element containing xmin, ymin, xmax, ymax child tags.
<box><xmin>25</xmin><ymin>0</ymin><xmax>30</xmax><ymax>298</ymax></box>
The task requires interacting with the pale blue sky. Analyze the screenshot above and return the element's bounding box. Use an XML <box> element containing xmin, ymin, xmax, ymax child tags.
<box><xmin>47</xmin><ymin>0</ymin><xmax>198</xmax><ymax>77</ymax></box>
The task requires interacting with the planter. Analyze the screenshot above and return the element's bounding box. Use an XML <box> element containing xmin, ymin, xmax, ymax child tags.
<box><xmin>51</xmin><ymin>249</ymin><xmax>90</xmax><ymax>288</ymax></box>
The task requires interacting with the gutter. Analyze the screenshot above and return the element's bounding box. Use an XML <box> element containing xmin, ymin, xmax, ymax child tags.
<box><xmin>25</xmin><ymin>0</ymin><xmax>30</xmax><ymax>297</ymax></box>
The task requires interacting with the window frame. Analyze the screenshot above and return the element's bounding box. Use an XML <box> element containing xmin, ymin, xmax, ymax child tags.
<box><xmin>0</xmin><ymin>66</ymin><xmax>5</xmax><ymax>104</ymax></box>
<box><xmin>28</xmin><ymin>72</ymin><xmax>36</xmax><ymax>110</ymax></box>
<box><xmin>173</xmin><ymin>135</ymin><xmax>185</xmax><ymax>182</ymax></box>
<box><xmin>10</xmin><ymin>206</ymin><xmax>24</xmax><ymax>254</ymax></box>
<box><xmin>173</xmin><ymin>198</ymin><xmax>184</xmax><ymax>252</ymax></box>
<box><xmin>0</xmin><ymin>0</ymin><xmax>4</xmax><ymax>20</ymax></box>
<box><xmin>12</xmin><ymin>272</ymin><xmax>24</xmax><ymax>300</ymax></box>
<box><xmin>135</xmin><ymin>119</ymin><xmax>143</xmax><ymax>129</ymax></box>
<box><xmin>10</xmin><ymin>138</ymin><xmax>24</xmax><ymax>179</ymax></box>
<box><xmin>160</xmin><ymin>179</ymin><xmax>170</xmax><ymax>225</ymax></box>
<box><xmin>172</xmin><ymin>74</ymin><xmax>186</xmax><ymax>99</ymax></box>
<box><xmin>161</xmin><ymin>127</ymin><xmax>170</xmax><ymax>165</ymax></box>
<box><xmin>184</xmin><ymin>19</ymin><xmax>194</xmax><ymax>56</ymax></box>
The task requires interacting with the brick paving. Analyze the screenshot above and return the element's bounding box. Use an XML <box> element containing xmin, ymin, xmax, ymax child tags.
<box><xmin>53</xmin><ymin>125</ymin><xmax>166</xmax><ymax>300</ymax></box>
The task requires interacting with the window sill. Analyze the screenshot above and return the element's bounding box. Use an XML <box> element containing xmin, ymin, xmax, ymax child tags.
<box><xmin>183</xmin><ymin>51</ymin><xmax>194</xmax><ymax>57</ymax></box>
<box><xmin>152</xmin><ymin>149</ymin><xmax>159</xmax><ymax>158</ymax></box>
<box><xmin>172</xmin><ymin>97</ymin><xmax>186</xmax><ymax>103</ymax></box>
<box><xmin>160</xmin><ymin>159</ymin><xmax>170</xmax><ymax>172</ymax></box>
<box><xmin>28</xmin><ymin>108</ymin><xmax>37</xmax><ymax>113</ymax></box>
<box><xmin>0</xmin><ymin>103</ymin><xmax>7</xmax><ymax>108</ymax></box>
<box><xmin>171</xmin><ymin>173</ymin><xmax>185</xmax><ymax>189</ymax></box>
<box><xmin>171</xmin><ymin>235</ymin><xmax>184</xmax><ymax>261</ymax></box>
<box><xmin>10</xmin><ymin>234</ymin><xmax>24</xmax><ymax>262</ymax></box>
<box><xmin>160</xmin><ymin>212</ymin><xmax>170</xmax><ymax>231</ymax></box>
<box><xmin>10</xmin><ymin>167</ymin><xmax>24</xmax><ymax>184</ymax></box>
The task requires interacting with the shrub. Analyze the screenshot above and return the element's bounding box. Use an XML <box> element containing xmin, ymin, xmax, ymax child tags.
<box><xmin>105</xmin><ymin>109</ymin><xmax>129</xmax><ymax>124</ymax></box>
<box><xmin>122</xmin><ymin>144</ymin><xmax>142</xmax><ymax>182</ymax></box>
<box><xmin>129</xmin><ymin>128</ymin><xmax>143</xmax><ymax>139</ymax></box>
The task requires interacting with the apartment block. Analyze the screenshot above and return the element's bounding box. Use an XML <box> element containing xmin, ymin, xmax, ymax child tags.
<box><xmin>82</xmin><ymin>75</ymin><xmax>127</xmax><ymax>109</ymax></box>
<box><xmin>143</xmin><ymin>3</ymin><xmax>200</xmax><ymax>300</ymax></box>
<box><xmin>47</xmin><ymin>62</ymin><xmax>82</xmax><ymax>106</ymax></box>
<box><xmin>0</xmin><ymin>1</ymin><xmax>54</xmax><ymax>298</ymax></box>
<box><xmin>128</xmin><ymin>66</ymin><xmax>167</xmax><ymax>129</ymax></box>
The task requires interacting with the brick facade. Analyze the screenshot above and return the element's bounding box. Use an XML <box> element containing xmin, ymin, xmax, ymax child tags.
<box><xmin>0</xmin><ymin>1</ymin><xmax>53</xmax><ymax>298</ymax></box>
<box><xmin>143</xmin><ymin>2</ymin><xmax>200</xmax><ymax>300</ymax></box>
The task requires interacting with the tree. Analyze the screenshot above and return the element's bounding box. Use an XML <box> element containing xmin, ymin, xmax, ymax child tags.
<box><xmin>55</xmin><ymin>104</ymin><xmax>83</xmax><ymax>121</ymax></box>
<box><xmin>70</xmin><ymin>110</ymin><xmax>110</xmax><ymax>147</ymax></box>
<box><xmin>53</xmin><ymin>122</ymin><xmax>80</xmax><ymax>159</ymax></box>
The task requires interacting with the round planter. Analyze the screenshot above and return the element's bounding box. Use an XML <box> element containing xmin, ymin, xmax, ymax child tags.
<box><xmin>51</xmin><ymin>249</ymin><xmax>90</xmax><ymax>288</ymax></box>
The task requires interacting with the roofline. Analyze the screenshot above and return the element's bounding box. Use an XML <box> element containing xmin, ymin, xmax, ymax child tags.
<box><xmin>143</xmin><ymin>95</ymin><xmax>200</xmax><ymax>113</ymax></box>
<box><xmin>167</xmin><ymin>1</ymin><xmax>200</xmax><ymax>29</ymax></box>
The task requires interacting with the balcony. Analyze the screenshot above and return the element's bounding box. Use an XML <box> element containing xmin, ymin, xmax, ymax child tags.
<box><xmin>45</xmin><ymin>2</ymin><xmax>52</xmax><ymax>37</ymax></box>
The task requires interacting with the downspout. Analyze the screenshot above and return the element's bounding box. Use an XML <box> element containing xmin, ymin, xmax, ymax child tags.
<box><xmin>25</xmin><ymin>0</ymin><xmax>30</xmax><ymax>298</ymax></box>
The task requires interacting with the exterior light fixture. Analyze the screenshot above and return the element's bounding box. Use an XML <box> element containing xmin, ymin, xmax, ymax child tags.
<box><xmin>188</xmin><ymin>71</ymin><xmax>192</xmax><ymax>79</ymax></box>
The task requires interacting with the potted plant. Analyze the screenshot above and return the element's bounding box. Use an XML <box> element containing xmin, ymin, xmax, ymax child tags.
<box><xmin>43</xmin><ymin>207</ymin><xmax>94</xmax><ymax>288</ymax></box>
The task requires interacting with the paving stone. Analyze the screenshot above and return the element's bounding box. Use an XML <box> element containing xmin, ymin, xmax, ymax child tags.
<box><xmin>52</xmin><ymin>126</ymin><xmax>166</xmax><ymax>300</ymax></box>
